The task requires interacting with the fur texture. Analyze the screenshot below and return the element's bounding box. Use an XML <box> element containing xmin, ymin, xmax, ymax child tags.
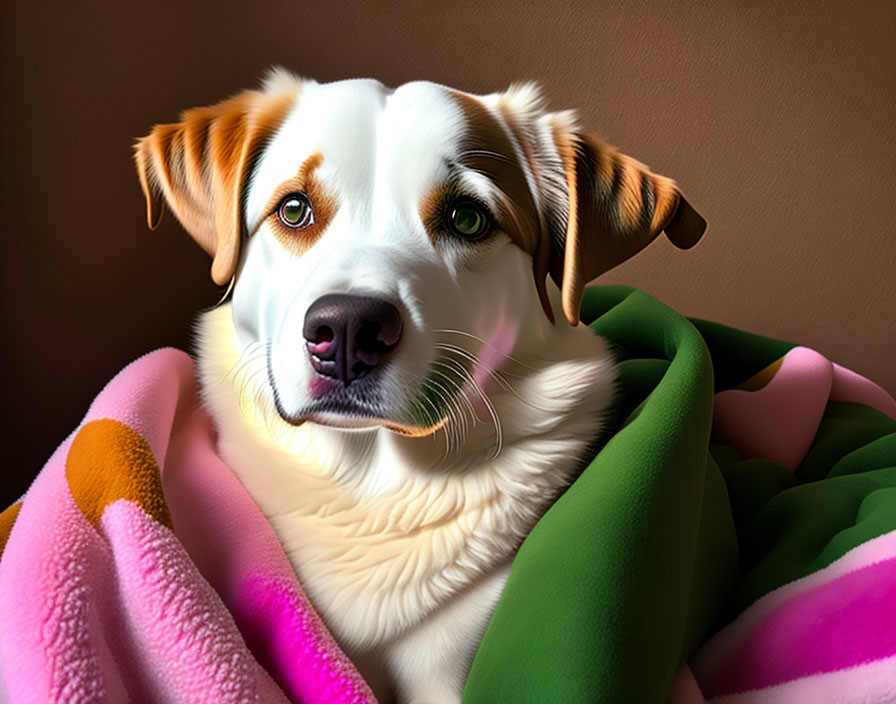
<box><xmin>135</xmin><ymin>70</ymin><xmax>704</xmax><ymax>703</ymax></box>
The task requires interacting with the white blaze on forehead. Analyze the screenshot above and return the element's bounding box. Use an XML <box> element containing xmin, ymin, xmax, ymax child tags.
<box><xmin>246</xmin><ymin>78</ymin><xmax>471</xmax><ymax>240</ymax></box>
<box><xmin>373</xmin><ymin>81</ymin><xmax>468</xmax><ymax>222</ymax></box>
<box><xmin>246</xmin><ymin>78</ymin><xmax>389</xmax><ymax>232</ymax></box>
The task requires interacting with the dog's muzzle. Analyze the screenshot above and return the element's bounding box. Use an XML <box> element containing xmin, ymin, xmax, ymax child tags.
<box><xmin>303</xmin><ymin>294</ymin><xmax>403</xmax><ymax>386</ymax></box>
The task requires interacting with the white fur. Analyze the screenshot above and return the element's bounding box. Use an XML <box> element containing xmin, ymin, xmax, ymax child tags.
<box><xmin>194</xmin><ymin>74</ymin><xmax>616</xmax><ymax>703</ymax></box>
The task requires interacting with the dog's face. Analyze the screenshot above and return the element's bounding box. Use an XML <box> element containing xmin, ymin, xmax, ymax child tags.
<box><xmin>136</xmin><ymin>71</ymin><xmax>704</xmax><ymax>438</ymax></box>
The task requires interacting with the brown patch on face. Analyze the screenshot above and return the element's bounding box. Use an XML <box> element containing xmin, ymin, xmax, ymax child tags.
<box><xmin>449</xmin><ymin>91</ymin><xmax>540</xmax><ymax>251</ymax></box>
<box><xmin>444</xmin><ymin>90</ymin><xmax>555</xmax><ymax>322</ymax></box>
<box><xmin>418</xmin><ymin>182</ymin><xmax>446</xmax><ymax>245</ymax></box>
<box><xmin>135</xmin><ymin>86</ymin><xmax>299</xmax><ymax>285</ymax></box>
<box><xmin>496</xmin><ymin>100</ymin><xmax>542</xmax><ymax>194</ymax></box>
<box><xmin>259</xmin><ymin>152</ymin><xmax>338</xmax><ymax>255</ymax></box>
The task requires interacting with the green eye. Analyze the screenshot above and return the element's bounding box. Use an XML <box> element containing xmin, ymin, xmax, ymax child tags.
<box><xmin>278</xmin><ymin>193</ymin><xmax>313</xmax><ymax>229</ymax></box>
<box><xmin>448</xmin><ymin>200</ymin><xmax>491</xmax><ymax>240</ymax></box>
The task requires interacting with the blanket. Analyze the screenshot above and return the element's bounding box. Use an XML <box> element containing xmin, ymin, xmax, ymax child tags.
<box><xmin>1</xmin><ymin>285</ymin><xmax>894</xmax><ymax>703</ymax></box>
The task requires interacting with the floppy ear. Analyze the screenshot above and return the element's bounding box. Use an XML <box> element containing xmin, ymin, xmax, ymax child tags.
<box><xmin>549</xmin><ymin>127</ymin><xmax>706</xmax><ymax>325</ymax></box>
<box><xmin>134</xmin><ymin>88</ymin><xmax>295</xmax><ymax>285</ymax></box>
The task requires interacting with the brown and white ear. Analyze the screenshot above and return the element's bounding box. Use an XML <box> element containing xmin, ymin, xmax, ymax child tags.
<box><xmin>134</xmin><ymin>84</ymin><xmax>296</xmax><ymax>285</ymax></box>
<box><xmin>548</xmin><ymin>125</ymin><xmax>707</xmax><ymax>325</ymax></box>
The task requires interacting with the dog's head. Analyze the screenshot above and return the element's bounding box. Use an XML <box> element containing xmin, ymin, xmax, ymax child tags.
<box><xmin>135</xmin><ymin>70</ymin><xmax>705</xmax><ymax>436</ymax></box>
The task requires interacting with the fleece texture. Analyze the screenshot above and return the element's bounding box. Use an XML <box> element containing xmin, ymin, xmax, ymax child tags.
<box><xmin>1</xmin><ymin>285</ymin><xmax>894</xmax><ymax>703</ymax></box>
<box><xmin>464</xmin><ymin>286</ymin><xmax>896</xmax><ymax>703</ymax></box>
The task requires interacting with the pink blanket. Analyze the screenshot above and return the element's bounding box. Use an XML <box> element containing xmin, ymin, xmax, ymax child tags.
<box><xmin>0</xmin><ymin>348</ymin><xmax>374</xmax><ymax>703</ymax></box>
<box><xmin>2</xmin><ymin>341</ymin><xmax>895</xmax><ymax>702</ymax></box>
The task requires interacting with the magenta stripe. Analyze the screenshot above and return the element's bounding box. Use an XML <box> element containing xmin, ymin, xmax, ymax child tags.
<box><xmin>235</xmin><ymin>574</ymin><xmax>376</xmax><ymax>704</ymax></box>
<box><xmin>701</xmin><ymin>557</ymin><xmax>896</xmax><ymax>697</ymax></box>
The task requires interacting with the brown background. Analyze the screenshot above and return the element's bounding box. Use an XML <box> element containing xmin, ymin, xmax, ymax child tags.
<box><xmin>1</xmin><ymin>0</ymin><xmax>894</xmax><ymax>507</ymax></box>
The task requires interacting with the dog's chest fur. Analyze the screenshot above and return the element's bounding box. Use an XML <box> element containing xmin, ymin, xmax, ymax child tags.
<box><xmin>197</xmin><ymin>302</ymin><xmax>615</xmax><ymax>655</ymax></box>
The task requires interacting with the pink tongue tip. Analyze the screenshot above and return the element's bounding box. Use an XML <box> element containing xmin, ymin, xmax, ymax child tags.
<box><xmin>307</xmin><ymin>340</ymin><xmax>332</xmax><ymax>355</ymax></box>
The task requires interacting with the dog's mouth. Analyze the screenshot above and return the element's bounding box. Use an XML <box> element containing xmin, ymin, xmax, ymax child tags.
<box><xmin>268</xmin><ymin>367</ymin><xmax>386</xmax><ymax>428</ymax></box>
<box><xmin>266</xmin><ymin>349</ymin><xmax>469</xmax><ymax>436</ymax></box>
<box><xmin>270</xmin><ymin>392</ymin><xmax>449</xmax><ymax>436</ymax></box>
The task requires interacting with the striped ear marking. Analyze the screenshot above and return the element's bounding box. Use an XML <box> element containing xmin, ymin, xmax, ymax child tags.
<box><xmin>552</xmin><ymin>130</ymin><xmax>706</xmax><ymax>325</ymax></box>
<box><xmin>134</xmin><ymin>88</ymin><xmax>296</xmax><ymax>286</ymax></box>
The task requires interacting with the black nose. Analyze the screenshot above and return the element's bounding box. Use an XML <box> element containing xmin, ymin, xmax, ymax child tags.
<box><xmin>303</xmin><ymin>294</ymin><xmax>403</xmax><ymax>385</ymax></box>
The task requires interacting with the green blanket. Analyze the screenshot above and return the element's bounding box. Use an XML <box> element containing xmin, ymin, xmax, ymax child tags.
<box><xmin>3</xmin><ymin>285</ymin><xmax>893</xmax><ymax>703</ymax></box>
<box><xmin>463</xmin><ymin>285</ymin><xmax>896</xmax><ymax>703</ymax></box>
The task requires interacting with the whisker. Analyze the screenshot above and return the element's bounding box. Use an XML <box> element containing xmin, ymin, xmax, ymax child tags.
<box><xmin>428</xmin><ymin>359</ymin><xmax>473</xmax><ymax>420</ymax></box>
<box><xmin>431</xmin><ymin>329</ymin><xmax>538</xmax><ymax>372</ymax></box>
<box><xmin>434</xmin><ymin>343</ymin><xmax>555</xmax><ymax>414</ymax></box>
<box><xmin>419</xmin><ymin>377</ymin><xmax>454</xmax><ymax>462</ymax></box>
<box><xmin>428</xmin><ymin>366</ymin><xmax>474</xmax><ymax>441</ymax></box>
<box><xmin>413</xmin><ymin>380</ymin><xmax>441</xmax><ymax>429</ymax></box>
<box><xmin>221</xmin><ymin>340</ymin><xmax>265</xmax><ymax>389</ymax></box>
<box><xmin>425</xmin><ymin>382</ymin><xmax>459</xmax><ymax>453</ymax></box>
<box><xmin>248</xmin><ymin>369</ymin><xmax>270</xmax><ymax>423</ymax></box>
<box><xmin>456</xmin><ymin>149</ymin><xmax>512</xmax><ymax>164</ymax></box>
<box><xmin>387</xmin><ymin>365</ymin><xmax>449</xmax><ymax>455</ymax></box>
<box><xmin>466</xmin><ymin>367</ymin><xmax>503</xmax><ymax>460</ymax></box>
<box><xmin>398</xmin><ymin>359</ymin><xmax>452</xmax><ymax>450</ymax></box>
<box><xmin>429</xmin><ymin>373</ymin><xmax>468</xmax><ymax>454</ymax></box>
<box><xmin>437</xmin><ymin>353</ymin><xmax>502</xmax><ymax>459</ymax></box>
<box><xmin>230</xmin><ymin>352</ymin><xmax>265</xmax><ymax>402</ymax></box>
<box><xmin>430</xmin><ymin>358</ymin><xmax>482</xmax><ymax>426</ymax></box>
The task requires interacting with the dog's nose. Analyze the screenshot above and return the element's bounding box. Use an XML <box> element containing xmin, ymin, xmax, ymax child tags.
<box><xmin>303</xmin><ymin>294</ymin><xmax>403</xmax><ymax>385</ymax></box>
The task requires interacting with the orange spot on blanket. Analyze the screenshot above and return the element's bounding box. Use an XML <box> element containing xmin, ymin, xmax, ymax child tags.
<box><xmin>0</xmin><ymin>502</ymin><xmax>22</xmax><ymax>557</ymax></box>
<box><xmin>66</xmin><ymin>419</ymin><xmax>172</xmax><ymax>529</ymax></box>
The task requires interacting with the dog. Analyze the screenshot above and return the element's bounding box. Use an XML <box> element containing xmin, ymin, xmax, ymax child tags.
<box><xmin>135</xmin><ymin>68</ymin><xmax>705</xmax><ymax>703</ymax></box>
